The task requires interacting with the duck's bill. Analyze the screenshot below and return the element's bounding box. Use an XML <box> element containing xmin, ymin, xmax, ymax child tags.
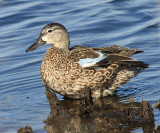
<box><xmin>26</xmin><ymin>37</ymin><xmax>46</xmax><ymax>52</ymax></box>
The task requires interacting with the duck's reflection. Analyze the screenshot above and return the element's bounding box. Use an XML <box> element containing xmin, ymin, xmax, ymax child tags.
<box><xmin>44</xmin><ymin>88</ymin><xmax>154</xmax><ymax>133</ymax></box>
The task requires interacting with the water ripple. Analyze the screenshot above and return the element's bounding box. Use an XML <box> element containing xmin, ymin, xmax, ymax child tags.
<box><xmin>0</xmin><ymin>0</ymin><xmax>160</xmax><ymax>132</ymax></box>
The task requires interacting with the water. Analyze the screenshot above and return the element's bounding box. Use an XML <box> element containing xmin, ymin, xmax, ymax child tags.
<box><xmin>0</xmin><ymin>0</ymin><xmax>160</xmax><ymax>132</ymax></box>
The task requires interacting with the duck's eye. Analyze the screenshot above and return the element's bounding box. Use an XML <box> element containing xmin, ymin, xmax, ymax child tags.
<box><xmin>48</xmin><ymin>30</ymin><xmax>53</xmax><ymax>33</ymax></box>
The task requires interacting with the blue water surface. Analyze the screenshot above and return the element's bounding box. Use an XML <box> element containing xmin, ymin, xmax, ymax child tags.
<box><xmin>0</xmin><ymin>0</ymin><xmax>160</xmax><ymax>132</ymax></box>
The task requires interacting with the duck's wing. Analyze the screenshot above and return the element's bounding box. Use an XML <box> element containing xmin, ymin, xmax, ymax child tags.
<box><xmin>69</xmin><ymin>45</ymin><xmax>148</xmax><ymax>68</ymax></box>
<box><xmin>69</xmin><ymin>45</ymin><xmax>106</xmax><ymax>68</ymax></box>
<box><xmin>95</xmin><ymin>54</ymin><xmax>148</xmax><ymax>68</ymax></box>
<box><xmin>92</xmin><ymin>45</ymin><xmax>144</xmax><ymax>57</ymax></box>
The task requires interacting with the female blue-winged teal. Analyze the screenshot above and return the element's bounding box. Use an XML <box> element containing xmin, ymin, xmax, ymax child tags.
<box><xmin>26</xmin><ymin>23</ymin><xmax>148</xmax><ymax>99</ymax></box>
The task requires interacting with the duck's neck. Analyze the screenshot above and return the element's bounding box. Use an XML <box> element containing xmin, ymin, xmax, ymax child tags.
<box><xmin>52</xmin><ymin>33</ymin><xmax>70</xmax><ymax>51</ymax></box>
<box><xmin>53</xmin><ymin>41</ymin><xmax>70</xmax><ymax>51</ymax></box>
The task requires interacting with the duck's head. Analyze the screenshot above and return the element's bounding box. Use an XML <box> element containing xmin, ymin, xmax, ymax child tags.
<box><xmin>26</xmin><ymin>23</ymin><xmax>70</xmax><ymax>52</ymax></box>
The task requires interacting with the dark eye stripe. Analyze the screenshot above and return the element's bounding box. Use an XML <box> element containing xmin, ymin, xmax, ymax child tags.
<box><xmin>48</xmin><ymin>30</ymin><xmax>53</xmax><ymax>33</ymax></box>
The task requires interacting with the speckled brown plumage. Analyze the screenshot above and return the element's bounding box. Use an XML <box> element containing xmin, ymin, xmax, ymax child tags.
<box><xmin>26</xmin><ymin>23</ymin><xmax>148</xmax><ymax>99</ymax></box>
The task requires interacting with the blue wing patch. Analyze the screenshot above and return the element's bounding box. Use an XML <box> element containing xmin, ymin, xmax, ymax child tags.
<box><xmin>78</xmin><ymin>51</ymin><xmax>106</xmax><ymax>67</ymax></box>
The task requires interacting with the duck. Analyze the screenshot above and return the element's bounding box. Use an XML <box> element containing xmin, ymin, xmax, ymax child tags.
<box><xmin>26</xmin><ymin>23</ymin><xmax>148</xmax><ymax>99</ymax></box>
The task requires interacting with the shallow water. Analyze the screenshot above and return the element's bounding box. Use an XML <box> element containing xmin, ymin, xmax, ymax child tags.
<box><xmin>0</xmin><ymin>0</ymin><xmax>160</xmax><ymax>132</ymax></box>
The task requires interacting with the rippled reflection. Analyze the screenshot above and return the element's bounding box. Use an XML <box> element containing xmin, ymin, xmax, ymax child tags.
<box><xmin>41</xmin><ymin>89</ymin><xmax>154</xmax><ymax>133</ymax></box>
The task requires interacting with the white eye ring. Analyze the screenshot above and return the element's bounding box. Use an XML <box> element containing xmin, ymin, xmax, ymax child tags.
<box><xmin>48</xmin><ymin>29</ymin><xmax>53</xmax><ymax>33</ymax></box>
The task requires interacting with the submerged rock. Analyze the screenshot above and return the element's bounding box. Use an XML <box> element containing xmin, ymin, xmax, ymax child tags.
<box><xmin>17</xmin><ymin>126</ymin><xmax>33</xmax><ymax>133</ymax></box>
<box><xmin>154</xmin><ymin>100</ymin><xmax>160</xmax><ymax>111</ymax></box>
